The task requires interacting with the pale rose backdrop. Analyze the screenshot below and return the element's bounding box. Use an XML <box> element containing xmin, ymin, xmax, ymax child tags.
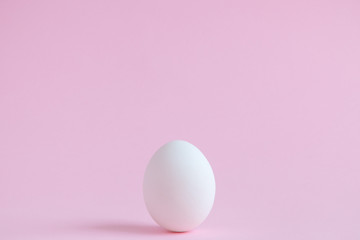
<box><xmin>1</xmin><ymin>0</ymin><xmax>359</xmax><ymax>239</ymax></box>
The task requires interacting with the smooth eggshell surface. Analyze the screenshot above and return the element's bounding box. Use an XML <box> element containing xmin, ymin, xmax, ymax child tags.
<box><xmin>143</xmin><ymin>140</ymin><xmax>216</xmax><ymax>232</ymax></box>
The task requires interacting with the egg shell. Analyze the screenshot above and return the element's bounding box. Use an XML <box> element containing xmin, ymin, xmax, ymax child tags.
<box><xmin>143</xmin><ymin>140</ymin><xmax>216</xmax><ymax>232</ymax></box>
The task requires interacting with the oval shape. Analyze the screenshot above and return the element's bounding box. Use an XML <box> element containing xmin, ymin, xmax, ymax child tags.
<box><xmin>143</xmin><ymin>140</ymin><xmax>216</xmax><ymax>232</ymax></box>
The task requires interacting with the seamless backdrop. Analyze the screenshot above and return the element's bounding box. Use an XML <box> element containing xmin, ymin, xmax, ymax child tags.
<box><xmin>1</xmin><ymin>0</ymin><xmax>360</xmax><ymax>239</ymax></box>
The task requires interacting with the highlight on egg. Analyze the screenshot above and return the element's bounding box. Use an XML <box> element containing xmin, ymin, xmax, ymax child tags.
<box><xmin>143</xmin><ymin>140</ymin><xmax>216</xmax><ymax>232</ymax></box>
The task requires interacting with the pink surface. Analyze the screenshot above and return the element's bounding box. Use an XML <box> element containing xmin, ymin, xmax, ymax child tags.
<box><xmin>1</xmin><ymin>0</ymin><xmax>360</xmax><ymax>239</ymax></box>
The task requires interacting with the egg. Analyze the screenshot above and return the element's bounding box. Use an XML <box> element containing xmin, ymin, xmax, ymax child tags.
<box><xmin>143</xmin><ymin>140</ymin><xmax>216</xmax><ymax>232</ymax></box>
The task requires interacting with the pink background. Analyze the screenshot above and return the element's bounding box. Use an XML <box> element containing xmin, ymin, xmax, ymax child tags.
<box><xmin>1</xmin><ymin>0</ymin><xmax>360</xmax><ymax>239</ymax></box>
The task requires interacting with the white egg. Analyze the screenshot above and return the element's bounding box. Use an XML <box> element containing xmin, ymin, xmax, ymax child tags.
<box><xmin>143</xmin><ymin>140</ymin><xmax>216</xmax><ymax>232</ymax></box>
